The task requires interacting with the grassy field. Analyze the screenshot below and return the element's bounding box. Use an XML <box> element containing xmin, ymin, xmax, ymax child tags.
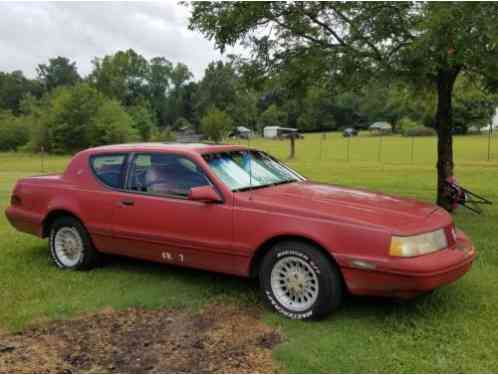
<box><xmin>1</xmin><ymin>132</ymin><xmax>498</xmax><ymax>372</ymax></box>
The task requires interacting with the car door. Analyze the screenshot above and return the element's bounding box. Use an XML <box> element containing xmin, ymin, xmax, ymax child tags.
<box><xmin>109</xmin><ymin>152</ymin><xmax>237</xmax><ymax>275</ymax></box>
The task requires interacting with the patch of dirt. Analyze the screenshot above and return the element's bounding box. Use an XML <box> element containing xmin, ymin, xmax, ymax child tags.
<box><xmin>0</xmin><ymin>304</ymin><xmax>283</xmax><ymax>373</ymax></box>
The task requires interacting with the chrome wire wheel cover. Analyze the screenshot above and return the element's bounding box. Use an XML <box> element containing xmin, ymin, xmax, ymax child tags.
<box><xmin>270</xmin><ymin>256</ymin><xmax>319</xmax><ymax>312</ymax></box>
<box><xmin>53</xmin><ymin>227</ymin><xmax>83</xmax><ymax>267</ymax></box>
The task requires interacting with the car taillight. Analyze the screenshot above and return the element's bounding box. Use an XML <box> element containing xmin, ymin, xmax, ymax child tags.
<box><xmin>11</xmin><ymin>194</ymin><xmax>22</xmax><ymax>206</ymax></box>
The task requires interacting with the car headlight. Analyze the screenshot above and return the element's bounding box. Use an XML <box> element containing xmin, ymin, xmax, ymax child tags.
<box><xmin>389</xmin><ymin>229</ymin><xmax>448</xmax><ymax>257</ymax></box>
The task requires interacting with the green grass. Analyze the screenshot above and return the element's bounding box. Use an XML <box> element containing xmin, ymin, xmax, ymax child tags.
<box><xmin>1</xmin><ymin>132</ymin><xmax>498</xmax><ymax>372</ymax></box>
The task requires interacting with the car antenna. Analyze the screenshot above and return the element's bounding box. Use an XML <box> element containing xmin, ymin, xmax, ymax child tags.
<box><xmin>249</xmin><ymin>149</ymin><xmax>254</xmax><ymax>200</ymax></box>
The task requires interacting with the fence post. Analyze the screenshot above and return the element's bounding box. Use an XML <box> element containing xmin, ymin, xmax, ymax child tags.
<box><xmin>319</xmin><ymin>133</ymin><xmax>323</xmax><ymax>160</ymax></box>
<box><xmin>488</xmin><ymin>121</ymin><xmax>492</xmax><ymax>161</ymax></box>
<box><xmin>347</xmin><ymin>136</ymin><xmax>351</xmax><ymax>162</ymax></box>
<box><xmin>377</xmin><ymin>134</ymin><xmax>383</xmax><ymax>163</ymax></box>
<box><xmin>41</xmin><ymin>146</ymin><xmax>45</xmax><ymax>173</ymax></box>
<box><xmin>290</xmin><ymin>136</ymin><xmax>295</xmax><ymax>159</ymax></box>
<box><xmin>410</xmin><ymin>136</ymin><xmax>415</xmax><ymax>163</ymax></box>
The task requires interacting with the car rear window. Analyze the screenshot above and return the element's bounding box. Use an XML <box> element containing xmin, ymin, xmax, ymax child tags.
<box><xmin>90</xmin><ymin>154</ymin><xmax>127</xmax><ymax>189</ymax></box>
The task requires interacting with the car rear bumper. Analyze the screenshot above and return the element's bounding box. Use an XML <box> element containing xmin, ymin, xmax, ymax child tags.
<box><xmin>340</xmin><ymin>229</ymin><xmax>476</xmax><ymax>298</ymax></box>
<box><xmin>5</xmin><ymin>206</ymin><xmax>43</xmax><ymax>237</ymax></box>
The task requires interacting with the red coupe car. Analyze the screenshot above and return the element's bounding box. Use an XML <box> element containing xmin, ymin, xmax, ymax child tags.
<box><xmin>5</xmin><ymin>143</ymin><xmax>476</xmax><ymax>319</ymax></box>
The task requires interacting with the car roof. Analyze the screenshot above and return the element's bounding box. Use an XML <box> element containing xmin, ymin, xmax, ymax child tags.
<box><xmin>85</xmin><ymin>142</ymin><xmax>249</xmax><ymax>155</ymax></box>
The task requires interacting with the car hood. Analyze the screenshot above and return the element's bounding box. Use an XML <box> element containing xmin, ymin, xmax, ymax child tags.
<box><xmin>246</xmin><ymin>181</ymin><xmax>448</xmax><ymax>233</ymax></box>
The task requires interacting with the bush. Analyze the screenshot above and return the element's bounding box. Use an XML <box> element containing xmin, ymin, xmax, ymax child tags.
<box><xmin>200</xmin><ymin>107</ymin><xmax>233</xmax><ymax>143</ymax></box>
<box><xmin>0</xmin><ymin>111</ymin><xmax>30</xmax><ymax>151</ymax></box>
<box><xmin>399</xmin><ymin>117</ymin><xmax>419</xmax><ymax>135</ymax></box>
<box><xmin>89</xmin><ymin>100</ymin><xmax>140</xmax><ymax>146</ymax></box>
<box><xmin>19</xmin><ymin>83</ymin><xmax>141</xmax><ymax>153</ymax></box>
<box><xmin>151</xmin><ymin>127</ymin><xmax>176</xmax><ymax>142</ymax></box>
<box><xmin>404</xmin><ymin>126</ymin><xmax>437</xmax><ymax>137</ymax></box>
<box><xmin>128</xmin><ymin>104</ymin><xmax>156</xmax><ymax>141</ymax></box>
<box><xmin>259</xmin><ymin>104</ymin><xmax>287</xmax><ymax>129</ymax></box>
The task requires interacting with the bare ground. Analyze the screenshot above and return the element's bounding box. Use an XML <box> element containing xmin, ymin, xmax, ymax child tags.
<box><xmin>0</xmin><ymin>303</ymin><xmax>282</xmax><ymax>373</ymax></box>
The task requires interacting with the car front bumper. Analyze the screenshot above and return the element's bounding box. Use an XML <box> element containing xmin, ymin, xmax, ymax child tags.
<box><xmin>340</xmin><ymin>229</ymin><xmax>476</xmax><ymax>298</ymax></box>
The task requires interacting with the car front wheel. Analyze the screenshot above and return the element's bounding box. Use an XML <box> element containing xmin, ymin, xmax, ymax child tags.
<box><xmin>259</xmin><ymin>240</ymin><xmax>342</xmax><ymax>320</ymax></box>
<box><xmin>49</xmin><ymin>216</ymin><xmax>100</xmax><ymax>270</ymax></box>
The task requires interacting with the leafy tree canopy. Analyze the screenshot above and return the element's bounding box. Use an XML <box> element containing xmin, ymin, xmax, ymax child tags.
<box><xmin>36</xmin><ymin>56</ymin><xmax>80</xmax><ymax>91</ymax></box>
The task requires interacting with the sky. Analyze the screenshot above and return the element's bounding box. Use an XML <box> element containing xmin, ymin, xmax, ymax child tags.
<box><xmin>0</xmin><ymin>1</ymin><xmax>238</xmax><ymax>80</ymax></box>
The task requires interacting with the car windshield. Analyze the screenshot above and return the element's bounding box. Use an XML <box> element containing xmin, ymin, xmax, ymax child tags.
<box><xmin>203</xmin><ymin>150</ymin><xmax>304</xmax><ymax>191</ymax></box>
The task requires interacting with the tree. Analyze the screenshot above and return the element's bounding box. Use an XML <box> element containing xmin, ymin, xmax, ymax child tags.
<box><xmin>259</xmin><ymin>104</ymin><xmax>287</xmax><ymax>129</ymax></box>
<box><xmin>89</xmin><ymin>49</ymin><xmax>150</xmax><ymax>107</ymax></box>
<box><xmin>188</xmin><ymin>2</ymin><xmax>498</xmax><ymax>209</ymax></box>
<box><xmin>128</xmin><ymin>104</ymin><xmax>157</xmax><ymax>141</ymax></box>
<box><xmin>452</xmin><ymin>76</ymin><xmax>498</xmax><ymax>131</ymax></box>
<box><xmin>0</xmin><ymin>111</ymin><xmax>30</xmax><ymax>151</ymax></box>
<box><xmin>0</xmin><ymin>71</ymin><xmax>42</xmax><ymax>114</ymax></box>
<box><xmin>89</xmin><ymin>100</ymin><xmax>139</xmax><ymax>146</ymax></box>
<box><xmin>200</xmin><ymin>107</ymin><xmax>233</xmax><ymax>143</ymax></box>
<box><xmin>36</xmin><ymin>57</ymin><xmax>80</xmax><ymax>91</ymax></box>
<box><xmin>195</xmin><ymin>61</ymin><xmax>239</xmax><ymax>117</ymax></box>
<box><xmin>162</xmin><ymin>64</ymin><xmax>195</xmax><ymax>127</ymax></box>
<box><xmin>149</xmin><ymin>57</ymin><xmax>174</xmax><ymax>126</ymax></box>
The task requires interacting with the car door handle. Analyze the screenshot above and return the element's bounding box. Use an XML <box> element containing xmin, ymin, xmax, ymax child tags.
<box><xmin>121</xmin><ymin>199</ymin><xmax>134</xmax><ymax>206</ymax></box>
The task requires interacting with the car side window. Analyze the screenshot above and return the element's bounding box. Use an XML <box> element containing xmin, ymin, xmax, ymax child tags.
<box><xmin>128</xmin><ymin>153</ymin><xmax>210</xmax><ymax>198</ymax></box>
<box><xmin>90</xmin><ymin>154</ymin><xmax>127</xmax><ymax>189</ymax></box>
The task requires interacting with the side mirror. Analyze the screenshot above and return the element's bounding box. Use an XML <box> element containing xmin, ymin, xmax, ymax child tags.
<box><xmin>188</xmin><ymin>186</ymin><xmax>222</xmax><ymax>203</ymax></box>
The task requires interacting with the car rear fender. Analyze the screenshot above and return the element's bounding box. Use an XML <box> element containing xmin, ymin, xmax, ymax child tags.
<box><xmin>42</xmin><ymin>196</ymin><xmax>83</xmax><ymax>238</ymax></box>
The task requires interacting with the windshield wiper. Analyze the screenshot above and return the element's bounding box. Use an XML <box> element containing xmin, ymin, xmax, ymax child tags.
<box><xmin>233</xmin><ymin>179</ymin><xmax>297</xmax><ymax>192</ymax></box>
<box><xmin>270</xmin><ymin>179</ymin><xmax>297</xmax><ymax>186</ymax></box>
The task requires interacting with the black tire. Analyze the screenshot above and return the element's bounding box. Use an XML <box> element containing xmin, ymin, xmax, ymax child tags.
<box><xmin>259</xmin><ymin>240</ymin><xmax>342</xmax><ymax>320</ymax></box>
<box><xmin>49</xmin><ymin>216</ymin><xmax>100</xmax><ymax>270</ymax></box>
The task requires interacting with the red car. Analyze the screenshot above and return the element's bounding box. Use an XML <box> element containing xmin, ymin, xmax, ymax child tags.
<box><xmin>5</xmin><ymin>143</ymin><xmax>476</xmax><ymax>319</ymax></box>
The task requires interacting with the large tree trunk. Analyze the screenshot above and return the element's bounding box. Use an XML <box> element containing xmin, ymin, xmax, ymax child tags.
<box><xmin>435</xmin><ymin>68</ymin><xmax>459</xmax><ymax>210</ymax></box>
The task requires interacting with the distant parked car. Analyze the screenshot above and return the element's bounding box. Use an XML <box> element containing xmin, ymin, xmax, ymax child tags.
<box><xmin>342</xmin><ymin>128</ymin><xmax>358</xmax><ymax>137</ymax></box>
<box><xmin>6</xmin><ymin>143</ymin><xmax>476</xmax><ymax>320</ymax></box>
<box><xmin>369</xmin><ymin>122</ymin><xmax>392</xmax><ymax>134</ymax></box>
<box><xmin>229</xmin><ymin>126</ymin><xmax>253</xmax><ymax>139</ymax></box>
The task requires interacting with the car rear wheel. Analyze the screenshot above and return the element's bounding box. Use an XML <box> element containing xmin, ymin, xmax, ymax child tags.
<box><xmin>49</xmin><ymin>216</ymin><xmax>100</xmax><ymax>270</ymax></box>
<box><xmin>259</xmin><ymin>240</ymin><xmax>342</xmax><ymax>320</ymax></box>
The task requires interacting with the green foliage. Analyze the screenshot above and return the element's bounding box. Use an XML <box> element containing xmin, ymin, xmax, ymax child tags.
<box><xmin>89</xmin><ymin>49</ymin><xmax>150</xmax><ymax>107</ymax></box>
<box><xmin>89</xmin><ymin>100</ymin><xmax>139</xmax><ymax>146</ymax></box>
<box><xmin>296</xmin><ymin>86</ymin><xmax>336</xmax><ymax>132</ymax></box>
<box><xmin>259</xmin><ymin>104</ymin><xmax>287</xmax><ymax>129</ymax></box>
<box><xmin>195</xmin><ymin>61</ymin><xmax>239</xmax><ymax>117</ymax></box>
<box><xmin>228</xmin><ymin>89</ymin><xmax>259</xmax><ymax>130</ymax></box>
<box><xmin>128</xmin><ymin>104</ymin><xmax>157</xmax><ymax>141</ymax></box>
<box><xmin>0</xmin><ymin>71</ymin><xmax>42</xmax><ymax>115</ymax></box>
<box><xmin>453</xmin><ymin>77</ymin><xmax>498</xmax><ymax>131</ymax></box>
<box><xmin>19</xmin><ymin>83</ymin><xmax>138</xmax><ymax>153</ymax></box>
<box><xmin>151</xmin><ymin>127</ymin><xmax>176</xmax><ymax>142</ymax></box>
<box><xmin>36</xmin><ymin>56</ymin><xmax>80</xmax><ymax>91</ymax></box>
<box><xmin>48</xmin><ymin>84</ymin><xmax>104</xmax><ymax>153</ymax></box>
<box><xmin>399</xmin><ymin>117</ymin><xmax>420</xmax><ymax>135</ymax></box>
<box><xmin>0</xmin><ymin>111</ymin><xmax>30</xmax><ymax>151</ymax></box>
<box><xmin>200</xmin><ymin>107</ymin><xmax>233</xmax><ymax>143</ymax></box>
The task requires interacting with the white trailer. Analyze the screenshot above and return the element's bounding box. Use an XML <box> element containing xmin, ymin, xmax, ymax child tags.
<box><xmin>263</xmin><ymin>126</ymin><xmax>280</xmax><ymax>138</ymax></box>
